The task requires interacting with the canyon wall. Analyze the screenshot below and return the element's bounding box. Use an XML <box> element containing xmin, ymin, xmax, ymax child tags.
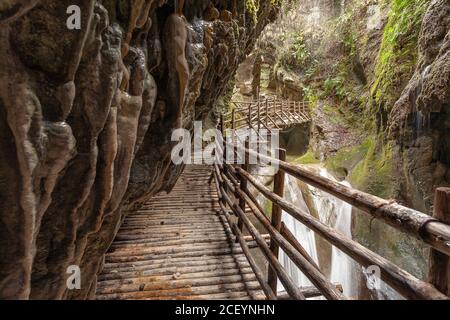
<box><xmin>0</xmin><ymin>0</ymin><xmax>277</xmax><ymax>299</ymax></box>
<box><xmin>253</xmin><ymin>0</ymin><xmax>449</xmax><ymax>294</ymax></box>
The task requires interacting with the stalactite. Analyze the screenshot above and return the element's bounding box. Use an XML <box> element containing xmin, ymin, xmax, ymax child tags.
<box><xmin>0</xmin><ymin>0</ymin><xmax>277</xmax><ymax>299</ymax></box>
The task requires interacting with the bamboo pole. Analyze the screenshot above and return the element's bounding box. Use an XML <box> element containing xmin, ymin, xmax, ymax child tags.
<box><xmin>268</xmin><ymin>149</ymin><xmax>286</xmax><ymax>294</ymax></box>
<box><xmin>235</xmin><ymin>167</ymin><xmax>448</xmax><ymax>300</ymax></box>
<box><xmin>428</xmin><ymin>187</ymin><xmax>450</xmax><ymax>295</ymax></box>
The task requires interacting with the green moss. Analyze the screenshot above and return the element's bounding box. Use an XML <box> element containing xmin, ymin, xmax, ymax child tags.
<box><xmin>245</xmin><ymin>0</ymin><xmax>259</xmax><ymax>22</ymax></box>
<box><xmin>291</xmin><ymin>151</ymin><xmax>320</xmax><ymax>165</ymax></box>
<box><xmin>325</xmin><ymin>137</ymin><xmax>373</xmax><ymax>176</ymax></box>
<box><xmin>349</xmin><ymin>138</ymin><xmax>395</xmax><ymax>198</ymax></box>
<box><xmin>370</xmin><ymin>0</ymin><xmax>429</xmax><ymax>116</ymax></box>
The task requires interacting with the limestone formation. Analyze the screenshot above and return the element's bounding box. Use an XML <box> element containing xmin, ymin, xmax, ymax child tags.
<box><xmin>0</xmin><ymin>0</ymin><xmax>277</xmax><ymax>299</ymax></box>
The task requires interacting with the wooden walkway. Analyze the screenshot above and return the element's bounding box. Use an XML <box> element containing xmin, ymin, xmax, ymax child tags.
<box><xmin>224</xmin><ymin>97</ymin><xmax>311</xmax><ymax>132</ymax></box>
<box><xmin>96</xmin><ymin>165</ymin><xmax>264</xmax><ymax>300</ymax></box>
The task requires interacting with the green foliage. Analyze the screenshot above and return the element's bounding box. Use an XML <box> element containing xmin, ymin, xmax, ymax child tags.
<box><xmin>371</xmin><ymin>0</ymin><xmax>429</xmax><ymax>115</ymax></box>
<box><xmin>302</xmin><ymin>86</ymin><xmax>316</xmax><ymax>102</ymax></box>
<box><xmin>278</xmin><ymin>32</ymin><xmax>315</xmax><ymax>69</ymax></box>
<box><xmin>291</xmin><ymin>34</ymin><xmax>310</xmax><ymax>64</ymax></box>
<box><xmin>323</xmin><ymin>76</ymin><xmax>347</xmax><ymax>101</ymax></box>
<box><xmin>335</xmin><ymin>9</ymin><xmax>358</xmax><ymax>57</ymax></box>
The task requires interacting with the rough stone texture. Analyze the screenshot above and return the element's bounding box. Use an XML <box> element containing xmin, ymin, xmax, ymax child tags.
<box><xmin>389</xmin><ymin>0</ymin><xmax>450</xmax><ymax>212</ymax></box>
<box><xmin>310</xmin><ymin>102</ymin><xmax>361</xmax><ymax>162</ymax></box>
<box><xmin>0</xmin><ymin>0</ymin><xmax>277</xmax><ymax>299</ymax></box>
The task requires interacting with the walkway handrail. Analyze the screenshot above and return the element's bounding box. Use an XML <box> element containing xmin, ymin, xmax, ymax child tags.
<box><xmin>238</xmin><ymin>145</ymin><xmax>450</xmax><ymax>257</ymax></box>
<box><xmin>214</xmin><ymin>125</ymin><xmax>450</xmax><ymax>300</ymax></box>
<box><xmin>224</xmin><ymin>97</ymin><xmax>311</xmax><ymax>131</ymax></box>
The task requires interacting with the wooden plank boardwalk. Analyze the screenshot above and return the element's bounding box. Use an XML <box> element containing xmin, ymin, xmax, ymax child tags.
<box><xmin>225</xmin><ymin>97</ymin><xmax>311</xmax><ymax>132</ymax></box>
<box><xmin>96</xmin><ymin>165</ymin><xmax>264</xmax><ymax>300</ymax></box>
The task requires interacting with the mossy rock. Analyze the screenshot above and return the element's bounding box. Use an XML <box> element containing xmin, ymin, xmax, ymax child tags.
<box><xmin>370</xmin><ymin>0</ymin><xmax>430</xmax><ymax>117</ymax></box>
<box><xmin>349</xmin><ymin>139</ymin><xmax>395</xmax><ymax>199</ymax></box>
<box><xmin>325</xmin><ymin>137</ymin><xmax>373</xmax><ymax>180</ymax></box>
<box><xmin>290</xmin><ymin>150</ymin><xmax>320</xmax><ymax>165</ymax></box>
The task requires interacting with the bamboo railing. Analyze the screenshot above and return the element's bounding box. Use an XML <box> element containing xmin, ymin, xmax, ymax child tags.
<box><xmin>213</xmin><ymin>120</ymin><xmax>450</xmax><ymax>300</ymax></box>
<box><xmin>224</xmin><ymin>96</ymin><xmax>311</xmax><ymax>132</ymax></box>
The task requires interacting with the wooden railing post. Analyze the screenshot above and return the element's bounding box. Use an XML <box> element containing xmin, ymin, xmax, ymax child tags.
<box><xmin>265</xmin><ymin>98</ymin><xmax>269</xmax><ymax>128</ymax></box>
<box><xmin>268</xmin><ymin>148</ymin><xmax>286</xmax><ymax>294</ymax></box>
<box><xmin>220</xmin><ymin>113</ymin><xmax>225</xmax><ymax>156</ymax></box>
<box><xmin>248</xmin><ymin>103</ymin><xmax>251</xmax><ymax>127</ymax></box>
<box><xmin>220</xmin><ymin>114</ymin><xmax>228</xmax><ymax>188</ymax></box>
<box><xmin>257</xmin><ymin>97</ymin><xmax>261</xmax><ymax>132</ymax></box>
<box><xmin>428</xmin><ymin>187</ymin><xmax>450</xmax><ymax>295</ymax></box>
<box><xmin>237</xmin><ymin>138</ymin><xmax>250</xmax><ymax>236</ymax></box>
<box><xmin>231</xmin><ymin>109</ymin><xmax>235</xmax><ymax>131</ymax></box>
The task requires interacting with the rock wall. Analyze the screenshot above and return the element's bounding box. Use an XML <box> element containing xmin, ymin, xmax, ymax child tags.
<box><xmin>0</xmin><ymin>0</ymin><xmax>277</xmax><ymax>299</ymax></box>
<box><xmin>389</xmin><ymin>0</ymin><xmax>450</xmax><ymax>211</ymax></box>
<box><xmin>250</xmin><ymin>0</ymin><xmax>449</xmax><ymax>294</ymax></box>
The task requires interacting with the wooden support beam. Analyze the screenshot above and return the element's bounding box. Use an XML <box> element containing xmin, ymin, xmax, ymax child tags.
<box><xmin>265</xmin><ymin>99</ymin><xmax>269</xmax><ymax>128</ymax></box>
<box><xmin>232</xmin><ymin>222</ymin><xmax>276</xmax><ymax>300</ymax></box>
<box><xmin>428</xmin><ymin>188</ymin><xmax>450</xmax><ymax>296</ymax></box>
<box><xmin>265</xmin><ymin>284</ymin><xmax>344</xmax><ymax>300</ymax></box>
<box><xmin>268</xmin><ymin>149</ymin><xmax>286</xmax><ymax>294</ymax></box>
<box><xmin>237</xmin><ymin>138</ymin><xmax>249</xmax><ymax>234</ymax></box>
<box><xmin>231</xmin><ymin>109</ymin><xmax>235</xmax><ymax>130</ymax></box>
<box><xmin>248</xmin><ymin>103</ymin><xmax>251</xmax><ymax>128</ymax></box>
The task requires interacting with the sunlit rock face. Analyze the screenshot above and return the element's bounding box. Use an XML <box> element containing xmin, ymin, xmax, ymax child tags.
<box><xmin>389</xmin><ymin>0</ymin><xmax>450</xmax><ymax>211</ymax></box>
<box><xmin>0</xmin><ymin>0</ymin><xmax>277</xmax><ymax>299</ymax></box>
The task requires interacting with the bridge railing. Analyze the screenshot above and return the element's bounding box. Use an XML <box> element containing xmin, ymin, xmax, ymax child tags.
<box><xmin>223</xmin><ymin>96</ymin><xmax>311</xmax><ymax>131</ymax></box>
<box><xmin>213</xmin><ymin>123</ymin><xmax>450</xmax><ymax>300</ymax></box>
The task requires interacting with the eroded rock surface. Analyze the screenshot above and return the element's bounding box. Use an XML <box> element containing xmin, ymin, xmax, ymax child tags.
<box><xmin>389</xmin><ymin>0</ymin><xmax>450</xmax><ymax>211</ymax></box>
<box><xmin>0</xmin><ymin>0</ymin><xmax>277</xmax><ymax>299</ymax></box>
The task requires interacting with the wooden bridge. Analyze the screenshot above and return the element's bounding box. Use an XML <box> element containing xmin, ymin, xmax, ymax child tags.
<box><xmin>96</xmin><ymin>110</ymin><xmax>450</xmax><ymax>300</ymax></box>
<box><xmin>224</xmin><ymin>96</ymin><xmax>311</xmax><ymax>132</ymax></box>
